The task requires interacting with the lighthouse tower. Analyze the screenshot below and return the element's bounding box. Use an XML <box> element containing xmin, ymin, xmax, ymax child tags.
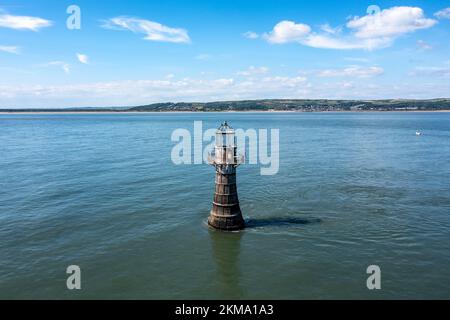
<box><xmin>208</xmin><ymin>122</ymin><xmax>245</xmax><ymax>231</ymax></box>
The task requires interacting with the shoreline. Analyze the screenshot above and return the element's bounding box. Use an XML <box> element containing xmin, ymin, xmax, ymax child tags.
<box><xmin>1</xmin><ymin>110</ymin><xmax>450</xmax><ymax>115</ymax></box>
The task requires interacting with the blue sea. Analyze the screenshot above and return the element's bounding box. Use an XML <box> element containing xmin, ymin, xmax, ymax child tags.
<box><xmin>0</xmin><ymin>112</ymin><xmax>449</xmax><ymax>299</ymax></box>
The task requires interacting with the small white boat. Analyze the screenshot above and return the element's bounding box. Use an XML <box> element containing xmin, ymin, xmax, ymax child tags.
<box><xmin>416</xmin><ymin>131</ymin><xmax>422</xmax><ymax>136</ymax></box>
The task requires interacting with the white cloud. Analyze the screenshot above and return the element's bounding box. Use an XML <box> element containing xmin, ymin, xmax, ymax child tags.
<box><xmin>0</xmin><ymin>13</ymin><xmax>52</xmax><ymax>31</ymax></box>
<box><xmin>237</xmin><ymin>66</ymin><xmax>269</xmax><ymax>76</ymax></box>
<box><xmin>76</xmin><ymin>53</ymin><xmax>89</xmax><ymax>64</ymax></box>
<box><xmin>317</xmin><ymin>66</ymin><xmax>384</xmax><ymax>78</ymax></box>
<box><xmin>261</xmin><ymin>6</ymin><xmax>437</xmax><ymax>50</ymax></box>
<box><xmin>347</xmin><ymin>6</ymin><xmax>437</xmax><ymax>38</ymax></box>
<box><xmin>303</xmin><ymin>34</ymin><xmax>392</xmax><ymax>50</ymax></box>
<box><xmin>243</xmin><ymin>31</ymin><xmax>259</xmax><ymax>39</ymax></box>
<box><xmin>0</xmin><ymin>45</ymin><xmax>19</xmax><ymax>54</ymax></box>
<box><xmin>263</xmin><ymin>20</ymin><xmax>311</xmax><ymax>44</ymax></box>
<box><xmin>434</xmin><ymin>7</ymin><xmax>450</xmax><ymax>19</ymax></box>
<box><xmin>102</xmin><ymin>16</ymin><xmax>190</xmax><ymax>43</ymax></box>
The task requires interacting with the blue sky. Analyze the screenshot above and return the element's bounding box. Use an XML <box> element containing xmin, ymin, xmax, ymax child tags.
<box><xmin>0</xmin><ymin>0</ymin><xmax>449</xmax><ymax>108</ymax></box>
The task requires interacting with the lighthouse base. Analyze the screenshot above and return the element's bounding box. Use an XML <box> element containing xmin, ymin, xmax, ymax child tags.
<box><xmin>208</xmin><ymin>211</ymin><xmax>245</xmax><ymax>231</ymax></box>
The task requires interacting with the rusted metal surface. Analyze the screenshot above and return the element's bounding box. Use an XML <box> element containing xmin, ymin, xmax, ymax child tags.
<box><xmin>208</xmin><ymin>122</ymin><xmax>245</xmax><ymax>231</ymax></box>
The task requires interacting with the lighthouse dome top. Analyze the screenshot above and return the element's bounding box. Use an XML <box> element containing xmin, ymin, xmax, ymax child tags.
<box><xmin>217</xmin><ymin>121</ymin><xmax>234</xmax><ymax>133</ymax></box>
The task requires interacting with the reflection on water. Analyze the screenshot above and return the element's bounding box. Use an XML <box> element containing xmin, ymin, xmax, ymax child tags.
<box><xmin>246</xmin><ymin>216</ymin><xmax>322</xmax><ymax>228</ymax></box>
<box><xmin>209</xmin><ymin>229</ymin><xmax>245</xmax><ymax>299</ymax></box>
<box><xmin>208</xmin><ymin>216</ymin><xmax>321</xmax><ymax>299</ymax></box>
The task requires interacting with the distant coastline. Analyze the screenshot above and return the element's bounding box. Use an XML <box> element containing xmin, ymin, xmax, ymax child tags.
<box><xmin>1</xmin><ymin>98</ymin><xmax>450</xmax><ymax>113</ymax></box>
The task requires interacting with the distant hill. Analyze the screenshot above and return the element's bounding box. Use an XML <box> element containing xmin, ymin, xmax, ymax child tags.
<box><xmin>2</xmin><ymin>99</ymin><xmax>450</xmax><ymax>112</ymax></box>
<box><xmin>129</xmin><ymin>99</ymin><xmax>450</xmax><ymax>112</ymax></box>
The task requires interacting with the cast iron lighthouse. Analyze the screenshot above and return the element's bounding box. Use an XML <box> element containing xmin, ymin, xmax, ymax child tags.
<box><xmin>208</xmin><ymin>122</ymin><xmax>245</xmax><ymax>231</ymax></box>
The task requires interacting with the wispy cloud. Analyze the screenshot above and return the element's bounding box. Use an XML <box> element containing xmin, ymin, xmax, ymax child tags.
<box><xmin>434</xmin><ymin>7</ymin><xmax>450</xmax><ymax>19</ymax></box>
<box><xmin>102</xmin><ymin>16</ymin><xmax>190</xmax><ymax>43</ymax></box>
<box><xmin>41</xmin><ymin>61</ymin><xmax>71</xmax><ymax>74</ymax></box>
<box><xmin>416</xmin><ymin>40</ymin><xmax>432</xmax><ymax>51</ymax></box>
<box><xmin>76</xmin><ymin>53</ymin><xmax>89</xmax><ymax>64</ymax></box>
<box><xmin>237</xmin><ymin>66</ymin><xmax>269</xmax><ymax>76</ymax></box>
<box><xmin>0</xmin><ymin>13</ymin><xmax>52</xmax><ymax>31</ymax></box>
<box><xmin>261</xmin><ymin>6</ymin><xmax>437</xmax><ymax>50</ymax></box>
<box><xmin>316</xmin><ymin>66</ymin><xmax>384</xmax><ymax>78</ymax></box>
<box><xmin>243</xmin><ymin>31</ymin><xmax>259</xmax><ymax>39</ymax></box>
<box><xmin>320</xmin><ymin>23</ymin><xmax>342</xmax><ymax>35</ymax></box>
<box><xmin>410</xmin><ymin>66</ymin><xmax>450</xmax><ymax>78</ymax></box>
<box><xmin>195</xmin><ymin>53</ymin><xmax>212</xmax><ymax>60</ymax></box>
<box><xmin>344</xmin><ymin>57</ymin><xmax>370</xmax><ymax>63</ymax></box>
<box><xmin>0</xmin><ymin>45</ymin><xmax>20</xmax><ymax>54</ymax></box>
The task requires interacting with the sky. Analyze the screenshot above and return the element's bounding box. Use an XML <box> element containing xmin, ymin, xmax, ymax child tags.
<box><xmin>0</xmin><ymin>0</ymin><xmax>449</xmax><ymax>108</ymax></box>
